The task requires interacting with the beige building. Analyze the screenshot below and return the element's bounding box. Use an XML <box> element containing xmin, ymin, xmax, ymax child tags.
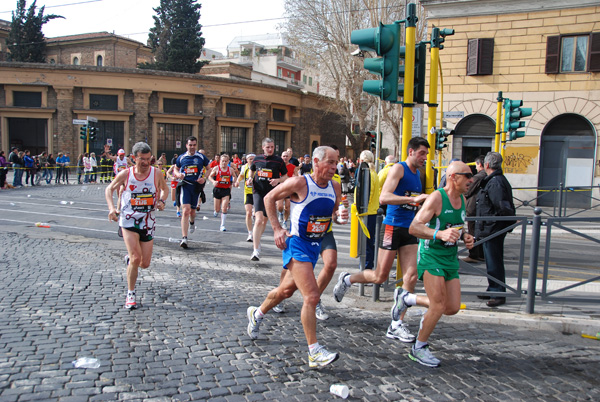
<box><xmin>421</xmin><ymin>0</ymin><xmax>600</xmax><ymax>208</ymax></box>
<box><xmin>0</xmin><ymin>33</ymin><xmax>347</xmax><ymax>162</ymax></box>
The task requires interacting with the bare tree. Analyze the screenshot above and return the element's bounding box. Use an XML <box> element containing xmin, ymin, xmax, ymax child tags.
<box><xmin>284</xmin><ymin>0</ymin><xmax>426</xmax><ymax>158</ymax></box>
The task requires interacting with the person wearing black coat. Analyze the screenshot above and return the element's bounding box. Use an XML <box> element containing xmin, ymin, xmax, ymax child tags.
<box><xmin>475</xmin><ymin>152</ymin><xmax>516</xmax><ymax>308</ymax></box>
<box><xmin>463</xmin><ymin>155</ymin><xmax>486</xmax><ymax>262</ymax></box>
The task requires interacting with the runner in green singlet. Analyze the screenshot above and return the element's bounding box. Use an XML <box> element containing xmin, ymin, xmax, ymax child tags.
<box><xmin>393</xmin><ymin>161</ymin><xmax>475</xmax><ymax>367</ymax></box>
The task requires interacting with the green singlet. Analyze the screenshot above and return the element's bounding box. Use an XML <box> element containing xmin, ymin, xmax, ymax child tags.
<box><xmin>417</xmin><ymin>188</ymin><xmax>466</xmax><ymax>281</ymax></box>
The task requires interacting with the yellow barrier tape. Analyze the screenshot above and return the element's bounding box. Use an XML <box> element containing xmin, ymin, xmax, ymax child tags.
<box><xmin>353</xmin><ymin>206</ymin><xmax>371</xmax><ymax>239</ymax></box>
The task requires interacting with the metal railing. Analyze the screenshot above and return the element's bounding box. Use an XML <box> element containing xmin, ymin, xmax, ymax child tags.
<box><xmin>513</xmin><ymin>183</ymin><xmax>600</xmax><ymax>218</ymax></box>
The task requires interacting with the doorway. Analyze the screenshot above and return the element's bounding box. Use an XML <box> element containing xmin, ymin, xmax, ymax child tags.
<box><xmin>8</xmin><ymin>118</ymin><xmax>47</xmax><ymax>155</ymax></box>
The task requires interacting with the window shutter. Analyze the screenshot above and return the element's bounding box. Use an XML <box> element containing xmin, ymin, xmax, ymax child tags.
<box><xmin>466</xmin><ymin>39</ymin><xmax>479</xmax><ymax>76</ymax></box>
<box><xmin>478</xmin><ymin>38</ymin><xmax>494</xmax><ymax>75</ymax></box>
<box><xmin>466</xmin><ymin>38</ymin><xmax>494</xmax><ymax>75</ymax></box>
<box><xmin>589</xmin><ymin>32</ymin><xmax>600</xmax><ymax>72</ymax></box>
<box><xmin>545</xmin><ymin>35</ymin><xmax>560</xmax><ymax>74</ymax></box>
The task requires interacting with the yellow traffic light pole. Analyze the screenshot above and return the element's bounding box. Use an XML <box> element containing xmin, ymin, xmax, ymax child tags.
<box><xmin>400</xmin><ymin>5</ymin><xmax>417</xmax><ymax>161</ymax></box>
<box><xmin>495</xmin><ymin>91</ymin><xmax>503</xmax><ymax>153</ymax></box>
<box><xmin>425</xmin><ymin>29</ymin><xmax>440</xmax><ymax>194</ymax></box>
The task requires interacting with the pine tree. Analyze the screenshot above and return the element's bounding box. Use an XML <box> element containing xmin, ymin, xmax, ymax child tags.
<box><xmin>140</xmin><ymin>0</ymin><xmax>207</xmax><ymax>73</ymax></box>
<box><xmin>8</xmin><ymin>0</ymin><xmax>62</xmax><ymax>63</ymax></box>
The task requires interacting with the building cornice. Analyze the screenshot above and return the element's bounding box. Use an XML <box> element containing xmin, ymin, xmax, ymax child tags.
<box><xmin>420</xmin><ymin>0</ymin><xmax>599</xmax><ymax>18</ymax></box>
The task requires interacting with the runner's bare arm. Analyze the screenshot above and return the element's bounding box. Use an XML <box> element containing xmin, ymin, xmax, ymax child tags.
<box><xmin>264</xmin><ymin>176</ymin><xmax>304</xmax><ymax>249</ymax></box>
<box><xmin>105</xmin><ymin>169</ymin><xmax>129</xmax><ymax>221</ymax></box>
<box><xmin>409</xmin><ymin>191</ymin><xmax>458</xmax><ymax>243</ymax></box>
<box><xmin>156</xmin><ymin>171</ymin><xmax>169</xmax><ymax>210</ymax></box>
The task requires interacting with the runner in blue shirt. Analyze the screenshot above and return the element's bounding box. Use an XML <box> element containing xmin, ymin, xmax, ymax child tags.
<box><xmin>174</xmin><ymin>136</ymin><xmax>209</xmax><ymax>249</ymax></box>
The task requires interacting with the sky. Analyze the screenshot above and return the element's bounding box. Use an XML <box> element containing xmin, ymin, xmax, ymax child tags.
<box><xmin>0</xmin><ymin>0</ymin><xmax>286</xmax><ymax>55</ymax></box>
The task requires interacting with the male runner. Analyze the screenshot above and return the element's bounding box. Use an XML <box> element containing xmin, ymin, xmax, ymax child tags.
<box><xmin>246</xmin><ymin>146</ymin><xmax>347</xmax><ymax>368</ymax></box>
<box><xmin>209</xmin><ymin>153</ymin><xmax>238</xmax><ymax>231</ymax></box>
<box><xmin>397</xmin><ymin>161</ymin><xmax>474</xmax><ymax>367</ymax></box>
<box><xmin>174</xmin><ymin>136</ymin><xmax>209</xmax><ymax>249</ymax></box>
<box><xmin>235</xmin><ymin>154</ymin><xmax>256</xmax><ymax>242</ymax></box>
<box><xmin>247</xmin><ymin>138</ymin><xmax>288</xmax><ymax>261</ymax></box>
<box><xmin>333</xmin><ymin>137</ymin><xmax>430</xmax><ymax>342</ymax></box>
<box><xmin>105</xmin><ymin>142</ymin><xmax>168</xmax><ymax>309</ymax></box>
<box><xmin>276</xmin><ymin>150</ymin><xmax>297</xmax><ymax>229</ymax></box>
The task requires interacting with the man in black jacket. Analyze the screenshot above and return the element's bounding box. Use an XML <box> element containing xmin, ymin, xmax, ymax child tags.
<box><xmin>463</xmin><ymin>155</ymin><xmax>486</xmax><ymax>263</ymax></box>
<box><xmin>475</xmin><ymin>152</ymin><xmax>515</xmax><ymax>307</ymax></box>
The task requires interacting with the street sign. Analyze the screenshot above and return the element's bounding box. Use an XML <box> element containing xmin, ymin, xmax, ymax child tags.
<box><xmin>412</xmin><ymin>107</ymin><xmax>422</xmax><ymax>137</ymax></box>
<box><xmin>443</xmin><ymin>111</ymin><xmax>464</xmax><ymax>119</ymax></box>
<box><xmin>87</xmin><ymin>116</ymin><xmax>98</xmax><ymax>123</ymax></box>
<box><xmin>107</xmin><ymin>139</ymin><xmax>113</xmax><ymax>146</ymax></box>
<box><xmin>72</xmin><ymin>119</ymin><xmax>87</xmax><ymax>125</ymax></box>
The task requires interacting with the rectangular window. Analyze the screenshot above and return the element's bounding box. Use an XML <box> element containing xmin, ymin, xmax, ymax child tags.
<box><xmin>226</xmin><ymin>103</ymin><xmax>245</xmax><ymax>118</ymax></box>
<box><xmin>272</xmin><ymin>108</ymin><xmax>286</xmax><ymax>122</ymax></box>
<box><xmin>90</xmin><ymin>94</ymin><xmax>118</xmax><ymax>110</ymax></box>
<box><xmin>157</xmin><ymin>123</ymin><xmax>193</xmax><ymax>163</ymax></box>
<box><xmin>13</xmin><ymin>91</ymin><xmax>42</xmax><ymax>107</ymax></box>
<box><xmin>303</xmin><ymin>75</ymin><xmax>307</xmax><ymax>84</ymax></box>
<box><xmin>309</xmin><ymin>77</ymin><xmax>313</xmax><ymax>86</ymax></box>
<box><xmin>163</xmin><ymin>98</ymin><xmax>188</xmax><ymax>114</ymax></box>
<box><xmin>269</xmin><ymin>130</ymin><xmax>286</xmax><ymax>153</ymax></box>
<box><xmin>561</xmin><ymin>35</ymin><xmax>589</xmax><ymax>72</ymax></box>
<box><xmin>221</xmin><ymin>127</ymin><xmax>247</xmax><ymax>155</ymax></box>
<box><xmin>547</xmin><ymin>33</ymin><xmax>600</xmax><ymax>74</ymax></box>
<box><xmin>466</xmin><ymin>38</ymin><xmax>494</xmax><ymax>76</ymax></box>
<box><xmin>278</xmin><ymin>68</ymin><xmax>282</xmax><ymax>78</ymax></box>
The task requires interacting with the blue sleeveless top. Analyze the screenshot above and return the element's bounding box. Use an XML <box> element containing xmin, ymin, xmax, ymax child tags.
<box><xmin>382</xmin><ymin>161</ymin><xmax>422</xmax><ymax>228</ymax></box>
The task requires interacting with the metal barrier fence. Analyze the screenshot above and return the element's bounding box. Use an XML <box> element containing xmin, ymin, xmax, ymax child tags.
<box><xmin>513</xmin><ymin>183</ymin><xmax>600</xmax><ymax>218</ymax></box>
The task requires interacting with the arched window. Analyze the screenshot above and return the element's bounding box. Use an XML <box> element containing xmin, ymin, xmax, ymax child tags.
<box><xmin>96</xmin><ymin>55</ymin><xmax>103</xmax><ymax>66</ymax></box>
<box><xmin>73</xmin><ymin>57</ymin><xmax>80</xmax><ymax>65</ymax></box>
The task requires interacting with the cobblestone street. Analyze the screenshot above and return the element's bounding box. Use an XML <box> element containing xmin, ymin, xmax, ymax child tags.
<box><xmin>0</xmin><ymin>185</ymin><xmax>599</xmax><ymax>401</ymax></box>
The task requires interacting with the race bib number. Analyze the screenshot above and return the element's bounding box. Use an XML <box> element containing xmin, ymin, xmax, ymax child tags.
<box><xmin>219</xmin><ymin>175</ymin><xmax>230</xmax><ymax>185</ymax></box>
<box><xmin>257</xmin><ymin>169</ymin><xmax>272</xmax><ymax>179</ymax></box>
<box><xmin>402</xmin><ymin>191</ymin><xmax>422</xmax><ymax>211</ymax></box>
<box><xmin>117</xmin><ymin>165</ymin><xmax>126</xmax><ymax>172</ymax></box>
<box><xmin>306</xmin><ymin>215</ymin><xmax>331</xmax><ymax>239</ymax></box>
<box><xmin>130</xmin><ymin>193</ymin><xmax>154</xmax><ymax>212</ymax></box>
<box><xmin>184</xmin><ymin>165</ymin><xmax>198</xmax><ymax>175</ymax></box>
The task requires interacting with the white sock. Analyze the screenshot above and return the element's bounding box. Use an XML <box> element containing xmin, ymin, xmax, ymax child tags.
<box><xmin>254</xmin><ymin>308</ymin><xmax>265</xmax><ymax>320</ymax></box>
<box><xmin>127</xmin><ymin>290</ymin><xmax>135</xmax><ymax>296</ymax></box>
<box><xmin>248</xmin><ymin>230</ymin><xmax>252</xmax><ymax>235</ymax></box>
<box><xmin>254</xmin><ymin>248</ymin><xmax>260</xmax><ymax>254</ymax></box>
<box><xmin>221</xmin><ymin>213</ymin><xmax>227</xmax><ymax>226</ymax></box>
<box><xmin>344</xmin><ymin>275</ymin><xmax>352</xmax><ymax>287</ymax></box>
<box><xmin>308</xmin><ymin>342</ymin><xmax>320</xmax><ymax>354</ymax></box>
<box><xmin>391</xmin><ymin>319</ymin><xmax>403</xmax><ymax>329</ymax></box>
<box><xmin>415</xmin><ymin>340</ymin><xmax>428</xmax><ymax>349</ymax></box>
<box><xmin>405</xmin><ymin>293</ymin><xmax>417</xmax><ymax>306</ymax></box>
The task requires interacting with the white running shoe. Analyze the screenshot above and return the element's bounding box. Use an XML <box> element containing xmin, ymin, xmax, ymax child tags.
<box><xmin>408</xmin><ymin>344</ymin><xmax>440</xmax><ymax>367</ymax></box>
<box><xmin>308</xmin><ymin>345</ymin><xmax>339</xmax><ymax>368</ymax></box>
<box><xmin>315</xmin><ymin>300</ymin><xmax>329</xmax><ymax>321</ymax></box>
<box><xmin>250</xmin><ymin>250</ymin><xmax>260</xmax><ymax>261</ymax></box>
<box><xmin>220</xmin><ymin>225</ymin><xmax>226</xmax><ymax>232</ymax></box>
<box><xmin>213</xmin><ymin>211</ymin><xmax>218</xmax><ymax>217</ymax></box>
<box><xmin>189</xmin><ymin>221</ymin><xmax>195</xmax><ymax>234</ymax></box>
<box><xmin>180</xmin><ymin>237</ymin><xmax>188</xmax><ymax>249</ymax></box>
<box><xmin>333</xmin><ymin>272</ymin><xmax>350</xmax><ymax>302</ymax></box>
<box><xmin>246</xmin><ymin>306</ymin><xmax>261</xmax><ymax>339</ymax></box>
<box><xmin>272</xmin><ymin>303</ymin><xmax>285</xmax><ymax>313</ymax></box>
<box><xmin>124</xmin><ymin>293</ymin><xmax>137</xmax><ymax>310</ymax></box>
<box><xmin>386</xmin><ymin>323</ymin><xmax>416</xmax><ymax>343</ymax></box>
<box><xmin>246</xmin><ymin>234</ymin><xmax>253</xmax><ymax>242</ymax></box>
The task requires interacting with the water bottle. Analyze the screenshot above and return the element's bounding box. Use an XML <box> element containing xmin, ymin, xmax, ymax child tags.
<box><xmin>337</xmin><ymin>194</ymin><xmax>348</xmax><ymax>224</ymax></box>
<box><xmin>35</xmin><ymin>222</ymin><xmax>50</xmax><ymax>228</ymax></box>
<box><xmin>168</xmin><ymin>237</ymin><xmax>179</xmax><ymax>243</ymax></box>
<box><xmin>72</xmin><ymin>357</ymin><xmax>101</xmax><ymax>369</ymax></box>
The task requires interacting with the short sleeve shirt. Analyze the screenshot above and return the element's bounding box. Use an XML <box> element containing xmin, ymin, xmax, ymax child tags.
<box><xmin>176</xmin><ymin>152</ymin><xmax>209</xmax><ymax>182</ymax></box>
<box><xmin>250</xmin><ymin>154</ymin><xmax>287</xmax><ymax>195</ymax></box>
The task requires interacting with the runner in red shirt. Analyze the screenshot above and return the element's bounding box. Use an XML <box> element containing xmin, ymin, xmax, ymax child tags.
<box><xmin>209</xmin><ymin>153</ymin><xmax>238</xmax><ymax>232</ymax></box>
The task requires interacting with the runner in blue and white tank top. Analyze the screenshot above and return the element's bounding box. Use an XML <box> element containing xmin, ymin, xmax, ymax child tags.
<box><xmin>245</xmin><ymin>146</ymin><xmax>347</xmax><ymax>369</ymax></box>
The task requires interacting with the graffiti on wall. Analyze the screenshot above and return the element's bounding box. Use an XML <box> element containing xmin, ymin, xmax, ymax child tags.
<box><xmin>504</xmin><ymin>146</ymin><xmax>538</xmax><ymax>174</ymax></box>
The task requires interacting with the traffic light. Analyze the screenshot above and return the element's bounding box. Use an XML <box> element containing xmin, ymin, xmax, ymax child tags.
<box><xmin>504</xmin><ymin>99</ymin><xmax>532</xmax><ymax>141</ymax></box>
<box><xmin>413</xmin><ymin>42</ymin><xmax>427</xmax><ymax>104</ymax></box>
<box><xmin>435</xmin><ymin>129</ymin><xmax>454</xmax><ymax>151</ymax></box>
<box><xmin>88</xmin><ymin>125</ymin><xmax>97</xmax><ymax>141</ymax></box>
<box><xmin>366</xmin><ymin>131</ymin><xmax>377</xmax><ymax>151</ymax></box>
<box><xmin>79</xmin><ymin>125</ymin><xmax>88</xmax><ymax>140</ymax></box>
<box><xmin>431</xmin><ymin>28</ymin><xmax>455</xmax><ymax>50</ymax></box>
<box><xmin>351</xmin><ymin>22</ymin><xmax>401</xmax><ymax>102</ymax></box>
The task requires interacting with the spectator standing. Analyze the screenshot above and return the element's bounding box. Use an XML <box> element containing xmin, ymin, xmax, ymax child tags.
<box><xmin>55</xmin><ymin>153</ymin><xmax>64</xmax><ymax>184</ymax></box>
<box><xmin>475</xmin><ymin>152</ymin><xmax>516</xmax><ymax>308</ymax></box>
<box><xmin>300</xmin><ymin>154</ymin><xmax>312</xmax><ymax>175</ymax></box>
<box><xmin>63</xmin><ymin>152</ymin><xmax>71</xmax><ymax>184</ymax></box>
<box><xmin>76</xmin><ymin>154</ymin><xmax>84</xmax><ymax>184</ymax></box>
<box><xmin>90</xmin><ymin>152</ymin><xmax>98</xmax><ymax>182</ymax></box>
<box><xmin>170</xmin><ymin>153</ymin><xmax>178</xmax><ymax>166</ymax></box>
<box><xmin>39</xmin><ymin>152</ymin><xmax>49</xmax><ymax>183</ymax></box>
<box><xmin>463</xmin><ymin>155</ymin><xmax>486</xmax><ymax>263</ymax></box>
<box><xmin>0</xmin><ymin>151</ymin><xmax>8</xmax><ymax>189</ymax></box>
<box><xmin>158</xmin><ymin>153</ymin><xmax>167</xmax><ymax>166</ymax></box>
<box><xmin>354</xmin><ymin>150</ymin><xmax>379</xmax><ymax>269</ymax></box>
<box><xmin>23</xmin><ymin>150</ymin><xmax>35</xmax><ymax>186</ymax></box>
<box><xmin>338</xmin><ymin>157</ymin><xmax>350</xmax><ymax>194</ymax></box>
<box><xmin>83</xmin><ymin>153</ymin><xmax>93</xmax><ymax>183</ymax></box>
<box><xmin>9</xmin><ymin>147</ymin><xmax>23</xmax><ymax>187</ymax></box>
<box><xmin>46</xmin><ymin>153</ymin><xmax>55</xmax><ymax>184</ymax></box>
